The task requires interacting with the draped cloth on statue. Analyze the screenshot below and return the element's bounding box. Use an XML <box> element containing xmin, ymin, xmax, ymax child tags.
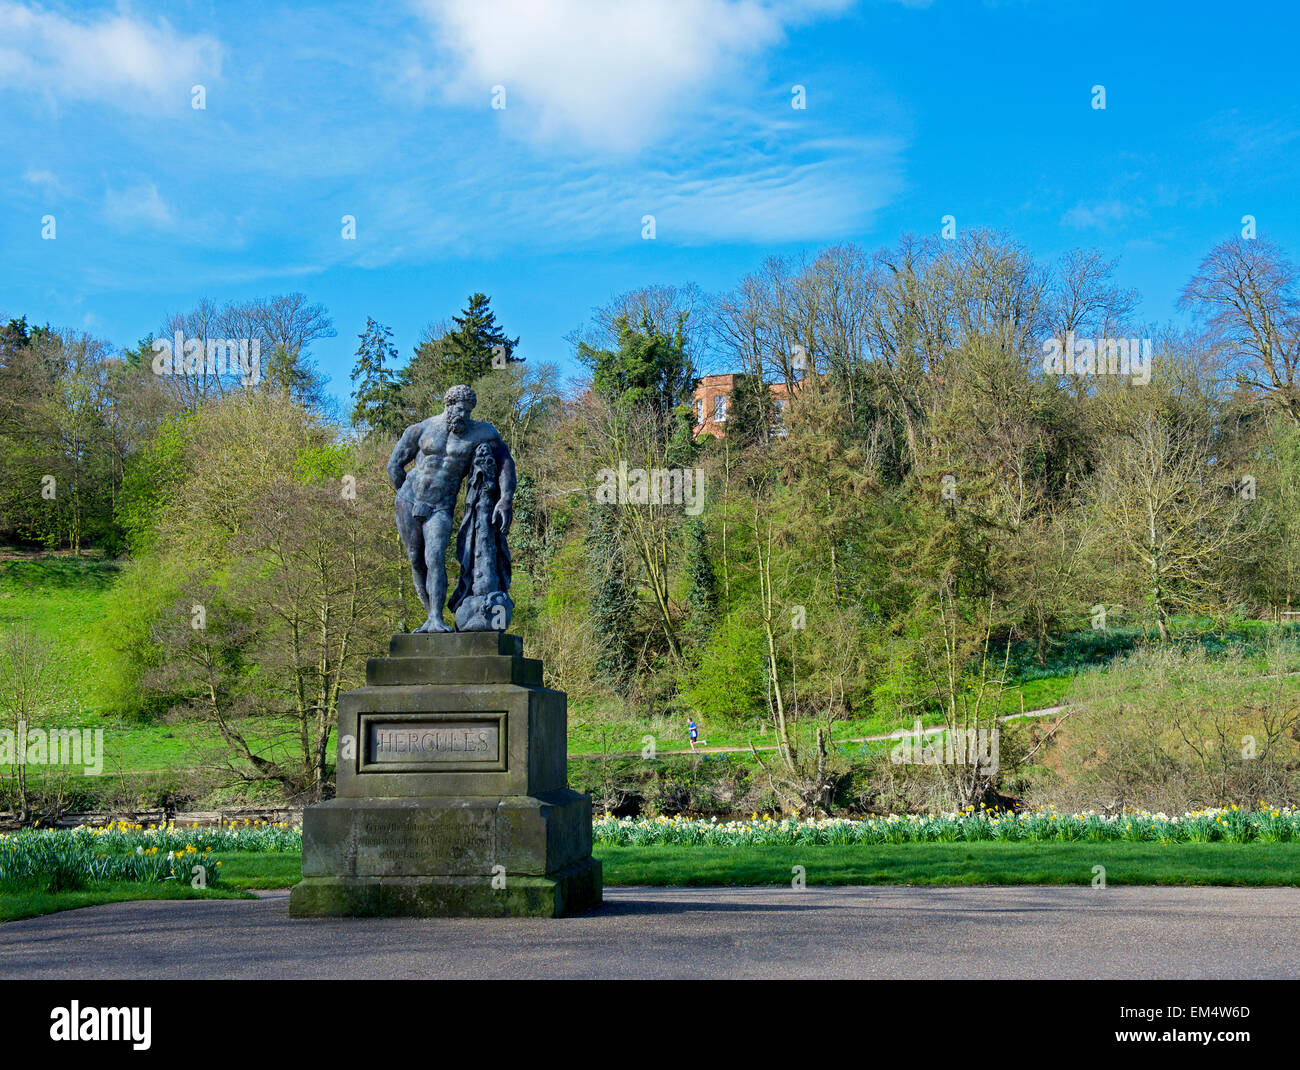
<box><xmin>449</xmin><ymin>443</ymin><xmax>512</xmax><ymax>630</ymax></box>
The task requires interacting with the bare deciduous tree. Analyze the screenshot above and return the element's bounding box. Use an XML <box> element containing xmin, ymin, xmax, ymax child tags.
<box><xmin>0</xmin><ymin>625</ymin><xmax>59</xmax><ymax>823</ymax></box>
<box><xmin>1180</xmin><ymin>237</ymin><xmax>1300</xmax><ymax>421</ymax></box>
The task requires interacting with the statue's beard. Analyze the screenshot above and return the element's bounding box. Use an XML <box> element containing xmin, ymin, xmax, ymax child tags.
<box><xmin>448</xmin><ymin>414</ymin><xmax>467</xmax><ymax>434</ymax></box>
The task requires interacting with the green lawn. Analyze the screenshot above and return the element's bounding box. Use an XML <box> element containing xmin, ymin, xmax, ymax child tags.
<box><xmin>596</xmin><ymin>842</ymin><xmax>1300</xmax><ymax>886</ymax></box>
<box><xmin>5</xmin><ymin>841</ymin><xmax>1296</xmax><ymax>922</ymax></box>
<box><xmin>0</xmin><ymin>555</ymin><xmax>119</xmax><ymax>710</ymax></box>
<box><xmin>218</xmin><ymin>852</ymin><xmax>304</xmax><ymax>889</ymax></box>
<box><xmin>219</xmin><ymin>842</ymin><xmax>1300</xmax><ymax>890</ymax></box>
<box><xmin>0</xmin><ymin>881</ymin><xmax>253</xmax><ymax>924</ymax></box>
<box><xmin>1003</xmin><ymin>675</ymin><xmax>1070</xmax><ymax>714</ymax></box>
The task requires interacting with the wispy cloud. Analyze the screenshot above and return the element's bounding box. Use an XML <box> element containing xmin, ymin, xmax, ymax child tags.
<box><xmin>0</xmin><ymin>2</ymin><xmax>222</xmax><ymax>110</ymax></box>
<box><xmin>408</xmin><ymin>0</ymin><xmax>854</xmax><ymax>153</ymax></box>
<box><xmin>315</xmin><ymin>116</ymin><xmax>904</xmax><ymax>266</ymax></box>
<box><xmin>23</xmin><ymin>167</ymin><xmax>63</xmax><ymax>193</ymax></box>
<box><xmin>103</xmin><ymin>180</ymin><xmax>173</xmax><ymax>230</ymax></box>
<box><xmin>0</xmin><ymin>0</ymin><xmax>908</xmax><ymax>290</ymax></box>
<box><xmin>1060</xmin><ymin>198</ymin><xmax>1131</xmax><ymax>231</ymax></box>
<box><xmin>1202</xmin><ymin>108</ymin><xmax>1300</xmax><ymax>161</ymax></box>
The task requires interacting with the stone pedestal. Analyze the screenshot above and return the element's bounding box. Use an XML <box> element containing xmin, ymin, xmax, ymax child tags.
<box><xmin>289</xmin><ymin>632</ymin><xmax>602</xmax><ymax>918</ymax></box>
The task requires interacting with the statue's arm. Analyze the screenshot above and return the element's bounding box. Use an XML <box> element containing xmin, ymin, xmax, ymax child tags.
<box><xmin>387</xmin><ymin>423</ymin><xmax>422</xmax><ymax>490</ymax></box>
<box><xmin>491</xmin><ymin>437</ymin><xmax>515</xmax><ymax>531</ymax></box>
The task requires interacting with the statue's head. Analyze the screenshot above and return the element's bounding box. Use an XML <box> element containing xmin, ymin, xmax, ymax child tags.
<box><xmin>443</xmin><ymin>384</ymin><xmax>476</xmax><ymax>435</ymax></box>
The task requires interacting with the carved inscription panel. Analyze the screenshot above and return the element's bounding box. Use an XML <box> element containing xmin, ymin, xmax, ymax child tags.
<box><xmin>354</xmin><ymin>807</ymin><xmax>496</xmax><ymax>875</ymax></box>
<box><xmin>356</xmin><ymin>712</ymin><xmax>507</xmax><ymax>773</ymax></box>
<box><xmin>368</xmin><ymin>722</ymin><xmax>499</xmax><ymax>764</ymax></box>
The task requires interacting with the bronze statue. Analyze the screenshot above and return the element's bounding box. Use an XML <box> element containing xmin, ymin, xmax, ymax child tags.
<box><xmin>387</xmin><ymin>385</ymin><xmax>515</xmax><ymax>632</ymax></box>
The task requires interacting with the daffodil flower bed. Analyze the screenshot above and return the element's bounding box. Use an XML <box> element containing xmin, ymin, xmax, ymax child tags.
<box><xmin>60</xmin><ymin>819</ymin><xmax>301</xmax><ymax>854</ymax></box>
<box><xmin>0</xmin><ymin>820</ymin><xmax>300</xmax><ymax>889</ymax></box>
<box><xmin>593</xmin><ymin>806</ymin><xmax>1300</xmax><ymax>847</ymax></box>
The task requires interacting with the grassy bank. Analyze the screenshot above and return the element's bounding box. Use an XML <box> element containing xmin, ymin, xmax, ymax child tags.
<box><xmin>0</xmin><ymin>555</ymin><xmax>119</xmax><ymax>709</ymax></box>
<box><xmin>213</xmin><ymin>841</ymin><xmax>1300</xmax><ymax>891</ymax></box>
<box><xmin>1</xmin><ymin>553</ymin><xmax>1282</xmax><ymax>788</ymax></box>
<box><xmin>567</xmin><ymin>676</ymin><xmax>1071</xmax><ymax>757</ymax></box>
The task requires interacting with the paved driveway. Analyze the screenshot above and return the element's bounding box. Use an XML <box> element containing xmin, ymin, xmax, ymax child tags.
<box><xmin>3</xmin><ymin>885</ymin><xmax>1297</xmax><ymax>979</ymax></box>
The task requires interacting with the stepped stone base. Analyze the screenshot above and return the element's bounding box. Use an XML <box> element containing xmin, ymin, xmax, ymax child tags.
<box><xmin>289</xmin><ymin>857</ymin><xmax>602</xmax><ymax>919</ymax></box>
<box><xmin>289</xmin><ymin>631</ymin><xmax>602</xmax><ymax>919</ymax></box>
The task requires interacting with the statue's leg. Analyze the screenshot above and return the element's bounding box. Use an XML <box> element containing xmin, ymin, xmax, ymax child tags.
<box><xmin>420</xmin><ymin>510</ymin><xmax>454</xmax><ymax>632</ymax></box>
<box><xmin>396</xmin><ymin>500</ymin><xmax>430</xmax><ymax>617</ymax></box>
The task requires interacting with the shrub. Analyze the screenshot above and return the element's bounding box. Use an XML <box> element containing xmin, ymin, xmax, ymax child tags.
<box><xmin>1032</xmin><ymin>643</ymin><xmax>1300</xmax><ymax>813</ymax></box>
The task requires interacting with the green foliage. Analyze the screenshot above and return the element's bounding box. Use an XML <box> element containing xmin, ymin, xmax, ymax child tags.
<box><xmin>0</xmin><ymin>557</ymin><xmax>119</xmax><ymax>718</ymax></box>
<box><xmin>585</xmin><ymin>503</ymin><xmax>637</xmax><ymax>693</ymax></box>
<box><xmin>724</xmin><ymin>373</ymin><xmax>772</xmax><ymax>447</ymax></box>
<box><xmin>260</xmin><ymin>344</ymin><xmax>332</xmax><ymax>412</ymax></box>
<box><xmin>8</xmin><ymin>234</ymin><xmax>1300</xmax><ymax>817</ymax></box>
<box><xmin>292</xmin><ymin>442</ymin><xmax>353</xmax><ymax>483</ymax></box>
<box><xmin>1045</xmin><ymin>643</ymin><xmax>1300</xmax><ymax>811</ymax></box>
<box><xmin>568</xmin><ymin>753</ymin><xmax>754</xmax><ymax>817</ymax></box>
<box><xmin>0</xmin><ymin>329</ymin><xmax>122</xmax><ymax>552</ymax></box>
<box><xmin>511</xmin><ymin>472</ymin><xmax>547</xmax><ymax>581</ymax></box>
<box><xmin>442</xmin><ymin>292</ymin><xmax>520</xmax><ymax>376</ymax></box>
<box><xmin>91</xmin><ymin>556</ymin><xmax>183</xmax><ymax>719</ymax></box>
<box><xmin>578</xmin><ymin>313</ymin><xmax>693</xmax><ymax>421</ymax></box>
<box><xmin>869</xmin><ymin>631</ymin><xmax>932</xmax><ymax>723</ymax></box>
<box><xmin>0</xmin><ymin>828</ymin><xmax>234</xmax><ymax>890</ymax></box>
<box><xmin>682</xmin><ymin>517</ymin><xmax>717</xmax><ymax>637</ymax></box>
<box><xmin>116</xmin><ymin>414</ymin><xmax>190</xmax><ymax>556</ymax></box>
<box><xmin>677</xmin><ymin>612</ymin><xmax>766</xmax><ymax>722</ymax></box>
<box><xmin>398</xmin><ymin>294</ymin><xmax>520</xmax><ymax>415</ymax></box>
<box><xmin>350</xmin><ymin>317</ymin><xmax>402</xmax><ymax>436</ymax></box>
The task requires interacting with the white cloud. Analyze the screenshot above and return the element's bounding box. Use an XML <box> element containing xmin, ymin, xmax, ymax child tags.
<box><xmin>410</xmin><ymin>0</ymin><xmax>853</xmax><ymax>152</ymax></box>
<box><xmin>23</xmin><ymin>167</ymin><xmax>62</xmax><ymax>191</ymax></box>
<box><xmin>324</xmin><ymin>121</ymin><xmax>903</xmax><ymax>266</ymax></box>
<box><xmin>0</xmin><ymin>2</ymin><xmax>222</xmax><ymax>108</ymax></box>
<box><xmin>103</xmin><ymin>180</ymin><xmax>173</xmax><ymax>229</ymax></box>
<box><xmin>1060</xmin><ymin>199</ymin><xmax>1130</xmax><ymax>230</ymax></box>
<box><xmin>652</xmin><ymin>149</ymin><xmax>901</xmax><ymax>242</ymax></box>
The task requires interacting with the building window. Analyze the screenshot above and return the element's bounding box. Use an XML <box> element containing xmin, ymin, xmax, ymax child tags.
<box><xmin>694</xmin><ymin>398</ymin><xmax>704</xmax><ymax>425</ymax></box>
<box><xmin>771</xmin><ymin>398</ymin><xmax>788</xmax><ymax>437</ymax></box>
<box><xmin>713</xmin><ymin>394</ymin><xmax>727</xmax><ymax>422</ymax></box>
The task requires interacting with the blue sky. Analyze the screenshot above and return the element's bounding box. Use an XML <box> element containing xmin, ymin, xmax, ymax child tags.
<box><xmin>3</xmin><ymin>0</ymin><xmax>1297</xmax><ymax>411</ymax></box>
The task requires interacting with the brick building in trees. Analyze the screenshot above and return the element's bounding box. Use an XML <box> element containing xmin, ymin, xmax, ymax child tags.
<box><xmin>690</xmin><ymin>372</ymin><xmax>798</xmax><ymax>438</ymax></box>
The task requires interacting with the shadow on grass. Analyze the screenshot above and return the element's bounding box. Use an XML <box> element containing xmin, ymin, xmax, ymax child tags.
<box><xmin>0</xmin><ymin>556</ymin><xmax>121</xmax><ymax>591</ymax></box>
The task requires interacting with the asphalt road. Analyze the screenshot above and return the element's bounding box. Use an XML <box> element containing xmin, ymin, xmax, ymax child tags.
<box><xmin>3</xmin><ymin>885</ymin><xmax>1297</xmax><ymax>979</ymax></box>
